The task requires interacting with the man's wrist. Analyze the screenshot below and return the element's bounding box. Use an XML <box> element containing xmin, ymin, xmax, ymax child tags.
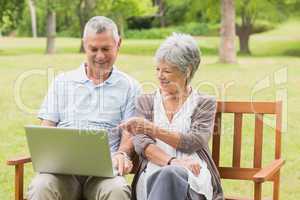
<box><xmin>112</xmin><ymin>150</ymin><xmax>131</xmax><ymax>160</ymax></box>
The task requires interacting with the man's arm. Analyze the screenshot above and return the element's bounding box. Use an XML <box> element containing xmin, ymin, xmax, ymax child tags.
<box><xmin>38</xmin><ymin>74</ymin><xmax>62</xmax><ymax>124</ymax></box>
<box><xmin>113</xmin><ymin>81</ymin><xmax>142</xmax><ymax>175</ymax></box>
<box><xmin>117</xmin><ymin>129</ymin><xmax>134</xmax><ymax>158</ymax></box>
<box><xmin>111</xmin><ymin>129</ymin><xmax>134</xmax><ymax>175</ymax></box>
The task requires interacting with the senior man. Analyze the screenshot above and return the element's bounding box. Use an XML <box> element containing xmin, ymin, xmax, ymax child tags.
<box><xmin>27</xmin><ymin>16</ymin><xmax>141</xmax><ymax>200</ymax></box>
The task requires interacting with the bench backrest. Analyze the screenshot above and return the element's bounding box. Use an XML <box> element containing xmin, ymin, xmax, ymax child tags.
<box><xmin>212</xmin><ymin>101</ymin><xmax>283</xmax><ymax>180</ymax></box>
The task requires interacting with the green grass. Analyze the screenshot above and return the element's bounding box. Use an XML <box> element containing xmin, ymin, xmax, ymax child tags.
<box><xmin>1</xmin><ymin>19</ymin><xmax>300</xmax><ymax>57</ymax></box>
<box><xmin>1</xmin><ymin>19</ymin><xmax>300</xmax><ymax>199</ymax></box>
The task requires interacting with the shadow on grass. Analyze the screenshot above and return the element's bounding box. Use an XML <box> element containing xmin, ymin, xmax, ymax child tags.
<box><xmin>0</xmin><ymin>47</ymin><xmax>79</xmax><ymax>56</ymax></box>
<box><xmin>120</xmin><ymin>46</ymin><xmax>218</xmax><ymax>56</ymax></box>
<box><xmin>1</xmin><ymin>43</ymin><xmax>299</xmax><ymax>57</ymax></box>
<box><xmin>283</xmin><ymin>49</ymin><xmax>300</xmax><ymax>57</ymax></box>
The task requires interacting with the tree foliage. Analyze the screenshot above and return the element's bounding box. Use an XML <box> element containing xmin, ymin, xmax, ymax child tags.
<box><xmin>185</xmin><ymin>0</ymin><xmax>296</xmax><ymax>54</ymax></box>
<box><xmin>1</xmin><ymin>0</ymin><xmax>155</xmax><ymax>37</ymax></box>
<box><xmin>0</xmin><ymin>0</ymin><xmax>25</xmax><ymax>34</ymax></box>
<box><xmin>1</xmin><ymin>0</ymin><xmax>299</xmax><ymax>41</ymax></box>
<box><xmin>106</xmin><ymin>0</ymin><xmax>155</xmax><ymax>36</ymax></box>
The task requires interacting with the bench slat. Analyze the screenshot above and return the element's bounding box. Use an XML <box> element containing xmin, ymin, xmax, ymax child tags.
<box><xmin>254</xmin><ymin>114</ymin><xmax>264</xmax><ymax>168</ymax></box>
<box><xmin>233</xmin><ymin>113</ymin><xmax>243</xmax><ymax>167</ymax></box>
<box><xmin>217</xmin><ymin>102</ymin><xmax>277</xmax><ymax>114</ymax></box>
<box><xmin>212</xmin><ymin>112</ymin><xmax>222</xmax><ymax>167</ymax></box>
<box><xmin>219</xmin><ymin>167</ymin><xmax>260</xmax><ymax>180</ymax></box>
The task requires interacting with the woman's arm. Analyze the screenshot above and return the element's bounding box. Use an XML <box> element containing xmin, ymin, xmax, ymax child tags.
<box><xmin>144</xmin><ymin>143</ymin><xmax>201</xmax><ymax>175</ymax></box>
<box><xmin>131</xmin><ymin>94</ymin><xmax>156</xmax><ymax>158</ymax></box>
<box><xmin>122</xmin><ymin>95</ymin><xmax>217</xmax><ymax>154</ymax></box>
<box><xmin>144</xmin><ymin>144</ymin><xmax>172</xmax><ymax>166</ymax></box>
<box><xmin>153</xmin><ymin>128</ymin><xmax>180</xmax><ymax>149</ymax></box>
<box><xmin>177</xmin><ymin>96</ymin><xmax>217</xmax><ymax>153</ymax></box>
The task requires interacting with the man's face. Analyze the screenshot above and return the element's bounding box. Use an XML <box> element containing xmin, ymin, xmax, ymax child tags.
<box><xmin>84</xmin><ymin>31</ymin><xmax>120</xmax><ymax>73</ymax></box>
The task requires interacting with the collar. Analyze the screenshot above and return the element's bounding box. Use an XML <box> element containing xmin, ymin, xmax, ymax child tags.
<box><xmin>70</xmin><ymin>63</ymin><xmax>119</xmax><ymax>86</ymax></box>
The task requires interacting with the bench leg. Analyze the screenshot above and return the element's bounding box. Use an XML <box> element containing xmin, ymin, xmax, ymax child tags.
<box><xmin>15</xmin><ymin>164</ymin><xmax>24</xmax><ymax>200</ymax></box>
<box><xmin>273</xmin><ymin>172</ymin><xmax>280</xmax><ymax>200</ymax></box>
<box><xmin>254</xmin><ymin>182</ymin><xmax>262</xmax><ymax>200</ymax></box>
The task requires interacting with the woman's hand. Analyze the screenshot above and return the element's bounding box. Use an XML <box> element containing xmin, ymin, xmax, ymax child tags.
<box><xmin>170</xmin><ymin>156</ymin><xmax>201</xmax><ymax>176</ymax></box>
<box><xmin>119</xmin><ymin>117</ymin><xmax>158</xmax><ymax>138</ymax></box>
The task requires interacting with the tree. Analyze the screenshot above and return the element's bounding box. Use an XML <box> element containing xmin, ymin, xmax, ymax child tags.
<box><xmin>44</xmin><ymin>0</ymin><xmax>75</xmax><ymax>53</ymax></box>
<box><xmin>235</xmin><ymin>0</ymin><xmax>288</xmax><ymax>54</ymax></box>
<box><xmin>75</xmin><ymin>0</ymin><xmax>154</xmax><ymax>52</ymax></box>
<box><xmin>0</xmin><ymin>0</ymin><xmax>26</xmax><ymax>35</ymax></box>
<box><xmin>219</xmin><ymin>0</ymin><xmax>236</xmax><ymax>63</ymax></box>
<box><xmin>45</xmin><ymin>0</ymin><xmax>56</xmax><ymax>54</ymax></box>
<box><xmin>187</xmin><ymin>0</ymin><xmax>291</xmax><ymax>55</ymax></box>
<box><xmin>108</xmin><ymin>0</ymin><xmax>155</xmax><ymax>36</ymax></box>
<box><xmin>28</xmin><ymin>0</ymin><xmax>37</xmax><ymax>37</ymax></box>
<box><xmin>77</xmin><ymin>0</ymin><xmax>99</xmax><ymax>52</ymax></box>
<box><xmin>153</xmin><ymin>0</ymin><xmax>166</xmax><ymax>27</ymax></box>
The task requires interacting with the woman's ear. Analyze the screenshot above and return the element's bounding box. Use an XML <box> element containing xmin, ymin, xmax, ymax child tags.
<box><xmin>187</xmin><ymin>65</ymin><xmax>192</xmax><ymax>79</ymax></box>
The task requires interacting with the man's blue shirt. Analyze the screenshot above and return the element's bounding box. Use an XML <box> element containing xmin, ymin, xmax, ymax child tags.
<box><xmin>38</xmin><ymin>63</ymin><xmax>141</xmax><ymax>152</ymax></box>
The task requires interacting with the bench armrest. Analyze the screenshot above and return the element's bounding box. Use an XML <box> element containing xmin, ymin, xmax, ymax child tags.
<box><xmin>7</xmin><ymin>156</ymin><xmax>31</xmax><ymax>166</ymax></box>
<box><xmin>6</xmin><ymin>156</ymin><xmax>31</xmax><ymax>200</ymax></box>
<box><xmin>253</xmin><ymin>158</ymin><xmax>285</xmax><ymax>182</ymax></box>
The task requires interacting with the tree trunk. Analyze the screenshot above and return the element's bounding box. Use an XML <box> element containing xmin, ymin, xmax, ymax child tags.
<box><xmin>78</xmin><ymin>0</ymin><xmax>96</xmax><ymax>53</ymax></box>
<box><xmin>28</xmin><ymin>0</ymin><xmax>37</xmax><ymax>37</ymax></box>
<box><xmin>79</xmin><ymin>9</ymin><xmax>85</xmax><ymax>53</ymax></box>
<box><xmin>236</xmin><ymin>21</ymin><xmax>252</xmax><ymax>55</ymax></box>
<box><xmin>238</xmin><ymin>31</ymin><xmax>251</xmax><ymax>54</ymax></box>
<box><xmin>158</xmin><ymin>0</ymin><xmax>165</xmax><ymax>27</ymax></box>
<box><xmin>219</xmin><ymin>0</ymin><xmax>236</xmax><ymax>63</ymax></box>
<box><xmin>78</xmin><ymin>4</ymin><xmax>86</xmax><ymax>53</ymax></box>
<box><xmin>236</xmin><ymin>3</ymin><xmax>253</xmax><ymax>55</ymax></box>
<box><xmin>46</xmin><ymin>10</ymin><xmax>56</xmax><ymax>54</ymax></box>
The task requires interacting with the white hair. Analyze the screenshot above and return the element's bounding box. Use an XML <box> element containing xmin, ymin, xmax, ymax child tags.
<box><xmin>155</xmin><ymin>33</ymin><xmax>201</xmax><ymax>83</ymax></box>
<box><xmin>83</xmin><ymin>16</ymin><xmax>119</xmax><ymax>42</ymax></box>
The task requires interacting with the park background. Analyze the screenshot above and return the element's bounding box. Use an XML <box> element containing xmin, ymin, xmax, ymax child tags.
<box><xmin>1</xmin><ymin>0</ymin><xmax>300</xmax><ymax>199</ymax></box>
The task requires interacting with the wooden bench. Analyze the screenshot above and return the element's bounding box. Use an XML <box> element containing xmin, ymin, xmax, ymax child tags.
<box><xmin>7</xmin><ymin>101</ymin><xmax>285</xmax><ymax>200</ymax></box>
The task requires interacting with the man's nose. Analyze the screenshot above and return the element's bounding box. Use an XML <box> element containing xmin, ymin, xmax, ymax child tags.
<box><xmin>96</xmin><ymin>50</ymin><xmax>105</xmax><ymax>59</ymax></box>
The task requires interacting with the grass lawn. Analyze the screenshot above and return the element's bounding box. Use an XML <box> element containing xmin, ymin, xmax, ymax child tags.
<box><xmin>1</xmin><ymin>19</ymin><xmax>300</xmax><ymax>199</ymax></box>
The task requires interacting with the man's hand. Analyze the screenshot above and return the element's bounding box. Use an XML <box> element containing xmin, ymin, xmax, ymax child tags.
<box><xmin>112</xmin><ymin>152</ymin><xmax>133</xmax><ymax>176</ymax></box>
<box><xmin>119</xmin><ymin>117</ymin><xmax>158</xmax><ymax>138</ymax></box>
<box><xmin>170</xmin><ymin>156</ymin><xmax>201</xmax><ymax>176</ymax></box>
<box><xmin>41</xmin><ymin>119</ymin><xmax>56</xmax><ymax>127</ymax></box>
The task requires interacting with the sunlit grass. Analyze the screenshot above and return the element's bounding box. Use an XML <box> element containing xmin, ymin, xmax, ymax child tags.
<box><xmin>1</xmin><ymin>18</ymin><xmax>300</xmax><ymax>200</ymax></box>
<box><xmin>1</xmin><ymin>53</ymin><xmax>300</xmax><ymax>199</ymax></box>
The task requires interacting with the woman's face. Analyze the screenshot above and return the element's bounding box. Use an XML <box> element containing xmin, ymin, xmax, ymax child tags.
<box><xmin>156</xmin><ymin>61</ymin><xmax>188</xmax><ymax>94</ymax></box>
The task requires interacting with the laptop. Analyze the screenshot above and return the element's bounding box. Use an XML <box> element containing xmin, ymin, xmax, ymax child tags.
<box><xmin>25</xmin><ymin>125</ymin><xmax>117</xmax><ymax>177</ymax></box>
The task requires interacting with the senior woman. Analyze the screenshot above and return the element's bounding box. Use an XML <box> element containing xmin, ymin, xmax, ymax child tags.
<box><xmin>120</xmin><ymin>33</ymin><xmax>223</xmax><ymax>200</ymax></box>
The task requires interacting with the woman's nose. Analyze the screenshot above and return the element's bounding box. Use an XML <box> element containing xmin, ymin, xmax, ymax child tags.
<box><xmin>157</xmin><ymin>70</ymin><xmax>164</xmax><ymax>79</ymax></box>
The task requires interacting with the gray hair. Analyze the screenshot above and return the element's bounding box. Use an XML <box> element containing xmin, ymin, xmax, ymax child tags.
<box><xmin>83</xmin><ymin>16</ymin><xmax>119</xmax><ymax>42</ymax></box>
<box><xmin>155</xmin><ymin>33</ymin><xmax>201</xmax><ymax>83</ymax></box>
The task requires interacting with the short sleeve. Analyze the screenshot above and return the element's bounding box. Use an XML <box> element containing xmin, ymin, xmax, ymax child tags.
<box><xmin>121</xmin><ymin>79</ymin><xmax>142</xmax><ymax>121</ymax></box>
<box><xmin>37</xmin><ymin>76</ymin><xmax>60</xmax><ymax>123</ymax></box>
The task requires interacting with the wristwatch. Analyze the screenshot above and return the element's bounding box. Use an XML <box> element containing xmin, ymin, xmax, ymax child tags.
<box><xmin>112</xmin><ymin>151</ymin><xmax>131</xmax><ymax>161</ymax></box>
<box><xmin>167</xmin><ymin>157</ymin><xmax>176</xmax><ymax>165</ymax></box>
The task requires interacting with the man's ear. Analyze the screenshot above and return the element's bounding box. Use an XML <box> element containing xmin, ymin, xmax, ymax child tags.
<box><xmin>82</xmin><ymin>38</ymin><xmax>87</xmax><ymax>51</ymax></box>
<box><xmin>117</xmin><ymin>38</ymin><xmax>122</xmax><ymax>50</ymax></box>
